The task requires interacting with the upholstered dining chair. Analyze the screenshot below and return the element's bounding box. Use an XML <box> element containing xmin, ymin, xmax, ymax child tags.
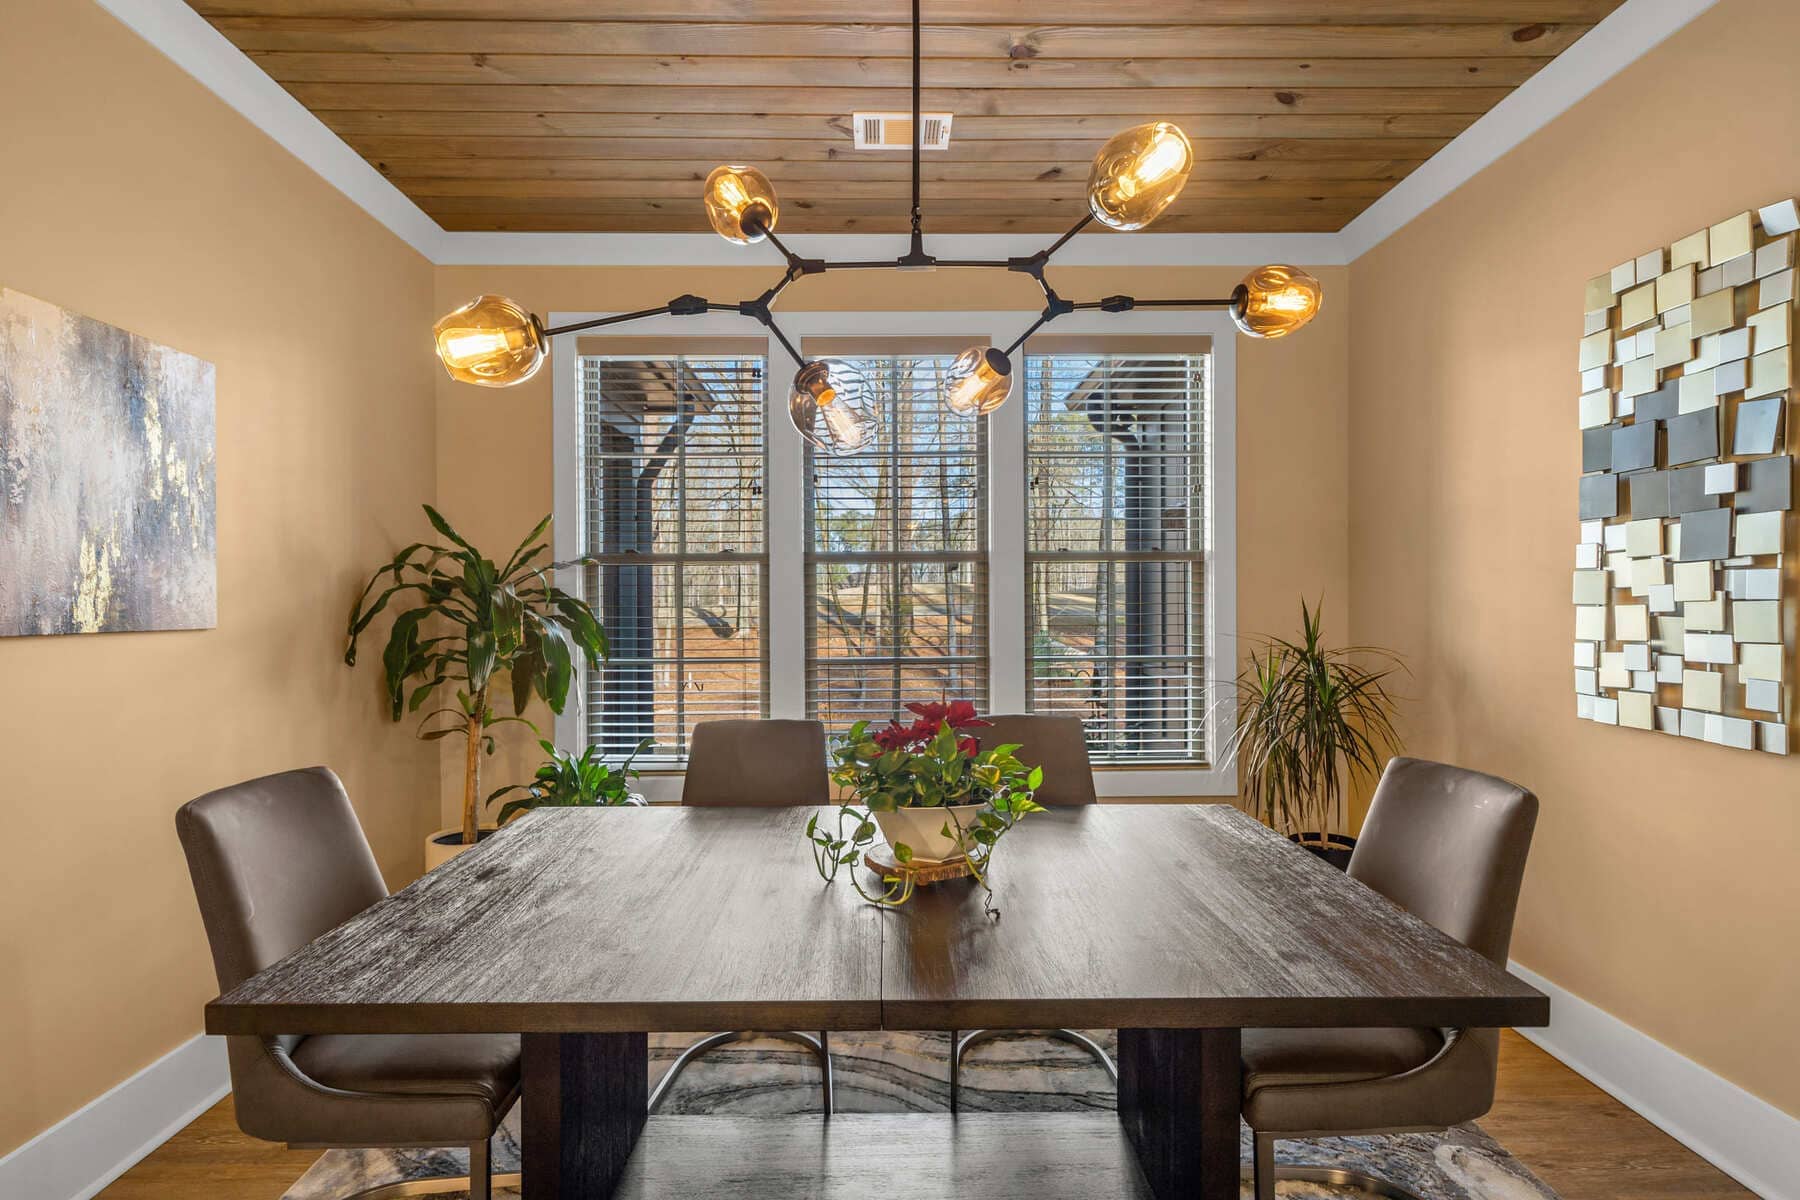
<box><xmin>176</xmin><ymin>767</ymin><xmax>520</xmax><ymax>1200</ymax></box>
<box><xmin>1243</xmin><ymin>756</ymin><xmax>1539</xmax><ymax>1200</ymax></box>
<box><xmin>948</xmin><ymin>713</ymin><xmax>1115</xmax><ymax>1111</ymax></box>
<box><xmin>652</xmin><ymin>718</ymin><xmax>838</xmax><ymax>1114</ymax></box>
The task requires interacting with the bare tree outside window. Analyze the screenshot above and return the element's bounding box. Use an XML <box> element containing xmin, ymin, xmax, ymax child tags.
<box><xmin>805</xmin><ymin>356</ymin><xmax>989</xmax><ymax>729</ymax></box>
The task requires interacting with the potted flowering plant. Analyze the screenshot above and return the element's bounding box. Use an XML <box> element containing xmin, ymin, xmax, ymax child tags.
<box><xmin>807</xmin><ymin>701</ymin><xmax>1044</xmax><ymax>908</ymax></box>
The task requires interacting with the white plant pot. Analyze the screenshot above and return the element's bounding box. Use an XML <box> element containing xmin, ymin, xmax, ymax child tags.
<box><xmin>424</xmin><ymin>826</ymin><xmax>497</xmax><ymax>872</ymax></box>
<box><xmin>872</xmin><ymin>804</ymin><xmax>986</xmax><ymax>864</ymax></box>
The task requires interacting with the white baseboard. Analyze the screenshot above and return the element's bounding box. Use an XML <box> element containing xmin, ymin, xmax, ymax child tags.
<box><xmin>0</xmin><ymin>1034</ymin><xmax>229</xmax><ymax>1200</ymax></box>
<box><xmin>1509</xmin><ymin>961</ymin><xmax>1799</xmax><ymax>1200</ymax></box>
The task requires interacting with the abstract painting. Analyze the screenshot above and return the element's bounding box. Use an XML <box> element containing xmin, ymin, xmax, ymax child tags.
<box><xmin>0</xmin><ymin>287</ymin><xmax>216</xmax><ymax>636</ymax></box>
<box><xmin>1574</xmin><ymin>201</ymin><xmax>1794</xmax><ymax>754</ymax></box>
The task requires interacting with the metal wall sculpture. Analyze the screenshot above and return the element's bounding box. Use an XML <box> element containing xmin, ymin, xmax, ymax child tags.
<box><xmin>1576</xmin><ymin>200</ymin><xmax>1795</xmax><ymax>752</ymax></box>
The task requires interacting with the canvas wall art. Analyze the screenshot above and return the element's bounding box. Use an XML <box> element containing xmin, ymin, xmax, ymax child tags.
<box><xmin>1574</xmin><ymin>200</ymin><xmax>1795</xmax><ymax>753</ymax></box>
<box><xmin>0</xmin><ymin>287</ymin><xmax>216</xmax><ymax>636</ymax></box>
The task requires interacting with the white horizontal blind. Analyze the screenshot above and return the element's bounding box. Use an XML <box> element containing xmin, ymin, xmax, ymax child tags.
<box><xmin>805</xmin><ymin>356</ymin><xmax>989</xmax><ymax>732</ymax></box>
<box><xmin>1023</xmin><ymin>353</ymin><xmax>1211</xmax><ymax>764</ymax></box>
<box><xmin>579</xmin><ymin>355</ymin><xmax>767</xmax><ymax>763</ymax></box>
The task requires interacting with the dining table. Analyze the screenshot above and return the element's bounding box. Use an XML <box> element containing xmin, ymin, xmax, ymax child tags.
<box><xmin>205</xmin><ymin>803</ymin><xmax>1549</xmax><ymax>1200</ymax></box>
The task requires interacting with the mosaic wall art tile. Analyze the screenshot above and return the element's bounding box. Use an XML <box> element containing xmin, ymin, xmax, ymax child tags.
<box><xmin>0</xmin><ymin>287</ymin><xmax>216</xmax><ymax>636</ymax></box>
<box><xmin>1577</xmin><ymin>205</ymin><xmax>1793</xmax><ymax>753</ymax></box>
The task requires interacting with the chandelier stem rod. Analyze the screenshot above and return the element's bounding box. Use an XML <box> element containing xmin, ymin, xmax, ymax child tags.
<box><xmin>910</xmin><ymin>0</ymin><xmax>923</xmax><ymax>247</ymax></box>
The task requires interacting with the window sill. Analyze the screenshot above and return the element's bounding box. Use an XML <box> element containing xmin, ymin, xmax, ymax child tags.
<box><xmin>627</xmin><ymin>764</ymin><xmax>1237</xmax><ymax>804</ymax></box>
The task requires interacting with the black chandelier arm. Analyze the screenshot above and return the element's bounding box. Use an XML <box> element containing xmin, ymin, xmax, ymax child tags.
<box><xmin>722</xmin><ymin>300</ymin><xmax>805</xmax><ymax>365</ymax></box>
<box><xmin>1107</xmin><ymin>296</ymin><xmax>1240</xmax><ymax>308</ymax></box>
<box><xmin>540</xmin><ymin>303</ymin><xmax>678</xmax><ymax>338</ymax></box>
<box><xmin>1039</xmin><ymin>213</ymin><xmax>1096</xmax><ymax>264</ymax></box>
<box><xmin>997</xmin><ymin>291</ymin><xmax>1242</xmax><ymax>356</ymax></box>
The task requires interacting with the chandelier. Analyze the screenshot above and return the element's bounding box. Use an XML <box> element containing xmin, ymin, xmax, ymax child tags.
<box><xmin>431</xmin><ymin>2</ymin><xmax>1323</xmax><ymax>454</ymax></box>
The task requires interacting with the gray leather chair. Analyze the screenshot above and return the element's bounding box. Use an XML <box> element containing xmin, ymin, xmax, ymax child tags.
<box><xmin>1243</xmin><ymin>756</ymin><xmax>1539</xmax><ymax>1200</ymax></box>
<box><xmin>652</xmin><ymin>719</ymin><xmax>837</xmax><ymax>1114</ymax></box>
<box><xmin>949</xmin><ymin>714</ymin><xmax>1114</xmax><ymax>1111</ymax></box>
<box><xmin>176</xmin><ymin>767</ymin><xmax>520</xmax><ymax>1199</ymax></box>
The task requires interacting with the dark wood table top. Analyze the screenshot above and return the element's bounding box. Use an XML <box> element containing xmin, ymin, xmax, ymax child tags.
<box><xmin>881</xmin><ymin>805</ymin><xmax>1548</xmax><ymax>1030</ymax></box>
<box><xmin>207</xmin><ymin>803</ymin><xmax>1547</xmax><ymax>1037</ymax></box>
<box><xmin>207</xmin><ymin>806</ymin><xmax>884</xmax><ymax>1035</ymax></box>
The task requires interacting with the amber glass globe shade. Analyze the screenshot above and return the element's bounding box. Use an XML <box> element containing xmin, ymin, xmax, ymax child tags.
<box><xmin>790</xmin><ymin>359</ymin><xmax>877</xmax><ymax>455</ymax></box>
<box><xmin>1230</xmin><ymin>265</ymin><xmax>1324</xmax><ymax>339</ymax></box>
<box><xmin>433</xmin><ymin>294</ymin><xmax>546</xmax><ymax>387</ymax></box>
<box><xmin>941</xmin><ymin>347</ymin><xmax>1014</xmax><ymax>416</ymax></box>
<box><xmin>1086</xmin><ymin>122</ymin><xmax>1194</xmax><ymax>231</ymax></box>
<box><xmin>704</xmin><ymin>165</ymin><xmax>780</xmax><ymax>244</ymax></box>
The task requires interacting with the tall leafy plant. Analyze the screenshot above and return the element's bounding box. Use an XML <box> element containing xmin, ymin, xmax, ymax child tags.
<box><xmin>345</xmin><ymin>506</ymin><xmax>607</xmax><ymax>845</ymax></box>
<box><xmin>487</xmin><ymin>738</ymin><xmax>651</xmax><ymax>826</ymax></box>
<box><xmin>1223</xmin><ymin>601</ymin><xmax>1402</xmax><ymax>847</ymax></box>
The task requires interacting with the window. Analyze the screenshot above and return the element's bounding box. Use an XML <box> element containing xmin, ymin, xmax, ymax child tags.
<box><xmin>578</xmin><ymin>353</ymin><xmax>767</xmax><ymax>763</ymax></box>
<box><xmin>805</xmin><ymin>353</ymin><xmax>989</xmax><ymax>729</ymax></box>
<box><xmin>558</xmin><ymin>313</ymin><xmax>1234</xmax><ymax>792</ymax></box>
<box><xmin>1023</xmin><ymin>349</ymin><xmax>1212</xmax><ymax>764</ymax></box>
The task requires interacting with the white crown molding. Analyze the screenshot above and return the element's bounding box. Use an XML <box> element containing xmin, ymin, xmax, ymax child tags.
<box><xmin>1340</xmin><ymin>0</ymin><xmax>1720</xmax><ymax>259</ymax></box>
<box><xmin>1509</xmin><ymin>961</ymin><xmax>1800</xmax><ymax>1200</ymax></box>
<box><xmin>0</xmin><ymin>1034</ymin><xmax>228</xmax><ymax>1200</ymax></box>
<box><xmin>96</xmin><ymin>0</ymin><xmax>1715</xmax><ymax>269</ymax></box>
<box><xmin>434</xmin><ymin>230</ymin><xmax>1347</xmax><ymax>268</ymax></box>
<box><xmin>92</xmin><ymin>0</ymin><xmax>444</xmax><ymax>261</ymax></box>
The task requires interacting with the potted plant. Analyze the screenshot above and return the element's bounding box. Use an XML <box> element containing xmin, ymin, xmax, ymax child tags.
<box><xmin>1222</xmin><ymin>601</ymin><xmax>1402</xmax><ymax>869</ymax></box>
<box><xmin>486</xmin><ymin>738</ymin><xmax>652</xmax><ymax>826</ymax></box>
<box><xmin>344</xmin><ymin>506</ymin><xmax>607</xmax><ymax>869</ymax></box>
<box><xmin>807</xmin><ymin>700</ymin><xmax>1044</xmax><ymax>908</ymax></box>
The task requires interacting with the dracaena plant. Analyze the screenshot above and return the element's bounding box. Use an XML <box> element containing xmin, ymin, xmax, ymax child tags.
<box><xmin>808</xmin><ymin>701</ymin><xmax>1044</xmax><ymax>909</ymax></box>
<box><xmin>1221</xmin><ymin>600</ymin><xmax>1402</xmax><ymax>848</ymax></box>
<box><xmin>486</xmin><ymin>738</ymin><xmax>651</xmax><ymax>826</ymax></box>
<box><xmin>344</xmin><ymin>506</ymin><xmax>607</xmax><ymax>846</ymax></box>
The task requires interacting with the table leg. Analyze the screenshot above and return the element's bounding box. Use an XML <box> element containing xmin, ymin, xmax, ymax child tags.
<box><xmin>1116</xmin><ymin>1027</ymin><xmax>1242</xmax><ymax>1200</ymax></box>
<box><xmin>522</xmin><ymin>1032</ymin><xmax>648</xmax><ymax>1200</ymax></box>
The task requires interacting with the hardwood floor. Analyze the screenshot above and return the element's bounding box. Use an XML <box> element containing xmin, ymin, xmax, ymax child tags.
<box><xmin>95</xmin><ymin>1032</ymin><xmax>1751</xmax><ymax>1200</ymax></box>
<box><xmin>1483</xmin><ymin>1033</ymin><xmax>1754</xmax><ymax>1200</ymax></box>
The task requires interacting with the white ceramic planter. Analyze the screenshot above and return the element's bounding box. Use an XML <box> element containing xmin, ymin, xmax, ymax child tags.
<box><xmin>872</xmin><ymin>803</ymin><xmax>986</xmax><ymax>864</ymax></box>
<box><xmin>423</xmin><ymin>826</ymin><xmax>497</xmax><ymax>872</ymax></box>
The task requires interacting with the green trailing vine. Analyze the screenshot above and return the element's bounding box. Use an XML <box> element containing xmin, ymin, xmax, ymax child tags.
<box><xmin>806</xmin><ymin>703</ymin><xmax>1045</xmax><ymax>913</ymax></box>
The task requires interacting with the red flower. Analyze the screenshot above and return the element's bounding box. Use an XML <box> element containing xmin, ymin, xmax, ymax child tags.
<box><xmin>871</xmin><ymin>720</ymin><xmax>918</xmax><ymax>752</ymax></box>
<box><xmin>904</xmin><ymin>699</ymin><xmax>991</xmax><ymax>730</ymax></box>
<box><xmin>958</xmin><ymin>736</ymin><xmax>980</xmax><ymax>757</ymax></box>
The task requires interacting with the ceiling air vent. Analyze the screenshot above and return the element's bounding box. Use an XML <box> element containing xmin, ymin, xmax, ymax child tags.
<box><xmin>852</xmin><ymin>111</ymin><xmax>953</xmax><ymax>151</ymax></box>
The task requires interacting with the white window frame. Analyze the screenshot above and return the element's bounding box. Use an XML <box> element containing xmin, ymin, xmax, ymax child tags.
<box><xmin>551</xmin><ymin>309</ymin><xmax>1236</xmax><ymax>800</ymax></box>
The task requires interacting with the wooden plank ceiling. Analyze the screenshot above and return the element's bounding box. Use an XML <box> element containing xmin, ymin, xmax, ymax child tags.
<box><xmin>189</xmin><ymin>1</ymin><xmax>1627</xmax><ymax>234</ymax></box>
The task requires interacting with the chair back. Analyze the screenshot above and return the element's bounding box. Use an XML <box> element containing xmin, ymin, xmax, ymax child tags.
<box><xmin>681</xmin><ymin>719</ymin><xmax>830</xmax><ymax>807</ymax></box>
<box><xmin>176</xmin><ymin>767</ymin><xmax>388</xmax><ymax>996</ymax></box>
<box><xmin>976</xmin><ymin>714</ymin><xmax>1097</xmax><ymax>806</ymax></box>
<box><xmin>1348</xmin><ymin>757</ymin><xmax>1538</xmax><ymax>966</ymax></box>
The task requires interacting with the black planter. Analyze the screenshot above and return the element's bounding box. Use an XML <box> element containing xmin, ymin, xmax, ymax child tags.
<box><xmin>1290</xmin><ymin>832</ymin><xmax>1357</xmax><ymax>871</ymax></box>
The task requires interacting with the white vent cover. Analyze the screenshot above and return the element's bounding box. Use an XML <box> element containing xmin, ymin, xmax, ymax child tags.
<box><xmin>852</xmin><ymin>111</ymin><xmax>953</xmax><ymax>150</ymax></box>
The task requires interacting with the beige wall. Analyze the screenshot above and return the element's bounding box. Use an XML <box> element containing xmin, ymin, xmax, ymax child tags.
<box><xmin>434</xmin><ymin>264</ymin><xmax>1352</xmax><ymax>821</ymax></box>
<box><xmin>0</xmin><ymin>1</ymin><xmax>439</xmax><ymax>1156</ymax></box>
<box><xmin>1349</xmin><ymin>0</ymin><xmax>1800</xmax><ymax>1117</ymax></box>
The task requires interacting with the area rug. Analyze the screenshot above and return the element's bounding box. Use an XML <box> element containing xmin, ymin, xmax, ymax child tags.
<box><xmin>285</xmin><ymin>1031</ymin><xmax>1559</xmax><ymax>1199</ymax></box>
